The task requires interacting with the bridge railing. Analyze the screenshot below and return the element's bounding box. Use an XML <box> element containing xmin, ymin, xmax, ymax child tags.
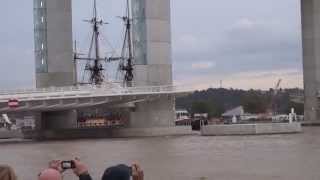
<box><xmin>0</xmin><ymin>83</ymin><xmax>125</xmax><ymax>95</ymax></box>
<box><xmin>0</xmin><ymin>86</ymin><xmax>82</xmax><ymax>95</ymax></box>
<box><xmin>0</xmin><ymin>84</ymin><xmax>195</xmax><ymax>101</ymax></box>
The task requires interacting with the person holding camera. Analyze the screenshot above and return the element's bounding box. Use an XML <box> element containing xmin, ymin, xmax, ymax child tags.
<box><xmin>38</xmin><ymin>159</ymin><xmax>144</xmax><ymax>180</ymax></box>
<box><xmin>38</xmin><ymin>158</ymin><xmax>92</xmax><ymax>180</ymax></box>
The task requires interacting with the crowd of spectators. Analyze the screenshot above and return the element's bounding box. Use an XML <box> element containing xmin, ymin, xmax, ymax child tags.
<box><xmin>0</xmin><ymin>159</ymin><xmax>144</xmax><ymax>180</ymax></box>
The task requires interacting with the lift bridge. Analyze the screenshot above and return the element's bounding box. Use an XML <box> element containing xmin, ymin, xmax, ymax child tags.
<box><xmin>0</xmin><ymin>84</ymin><xmax>192</xmax><ymax>113</ymax></box>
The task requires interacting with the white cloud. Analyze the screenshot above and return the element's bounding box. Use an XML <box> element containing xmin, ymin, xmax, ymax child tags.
<box><xmin>191</xmin><ymin>61</ymin><xmax>216</xmax><ymax>70</ymax></box>
<box><xmin>174</xmin><ymin>68</ymin><xmax>303</xmax><ymax>90</ymax></box>
<box><xmin>174</xmin><ymin>34</ymin><xmax>199</xmax><ymax>52</ymax></box>
<box><xmin>179</xmin><ymin>34</ymin><xmax>198</xmax><ymax>45</ymax></box>
<box><xmin>231</xmin><ymin>18</ymin><xmax>256</xmax><ymax>30</ymax></box>
<box><xmin>224</xmin><ymin>69</ymin><xmax>303</xmax><ymax>90</ymax></box>
<box><xmin>173</xmin><ymin>34</ymin><xmax>213</xmax><ymax>55</ymax></box>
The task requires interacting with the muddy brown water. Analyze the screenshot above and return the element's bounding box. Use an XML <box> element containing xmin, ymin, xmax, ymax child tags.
<box><xmin>1</xmin><ymin>127</ymin><xmax>320</xmax><ymax>180</ymax></box>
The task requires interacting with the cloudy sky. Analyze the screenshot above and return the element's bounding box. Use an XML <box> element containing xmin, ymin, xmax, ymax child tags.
<box><xmin>0</xmin><ymin>0</ymin><xmax>302</xmax><ymax>90</ymax></box>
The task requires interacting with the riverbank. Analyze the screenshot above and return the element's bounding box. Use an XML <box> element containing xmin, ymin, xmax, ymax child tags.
<box><xmin>201</xmin><ymin>122</ymin><xmax>302</xmax><ymax>136</ymax></box>
<box><xmin>0</xmin><ymin>130</ymin><xmax>22</xmax><ymax>139</ymax></box>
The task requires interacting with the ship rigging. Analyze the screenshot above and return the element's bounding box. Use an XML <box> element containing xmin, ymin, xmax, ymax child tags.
<box><xmin>74</xmin><ymin>0</ymin><xmax>134</xmax><ymax>86</ymax></box>
<box><xmin>109</xmin><ymin>0</ymin><xmax>135</xmax><ymax>87</ymax></box>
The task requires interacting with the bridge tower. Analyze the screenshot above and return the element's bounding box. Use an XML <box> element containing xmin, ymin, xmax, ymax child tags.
<box><xmin>129</xmin><ymin>0</ymin><xmax>175</xmax><ymax>128</ymax></box>
<box><xmin>34</xmin><ymin>0</ymin><xmax>77</xmax><ymax>131</ymax></box>
<box><xmin>33</xmin><ymin>0</ymin><xmax>175</xmax><ymax>134</ymax></box>
<box><xmin>301</xmin><ymin>0</ymin><xmax>320</xmax><ymax>124</ymax></box>
<box><xmin>34</xmin><ymin>0</ymin><xmax>75</xmax><ymax>87</ymax></box>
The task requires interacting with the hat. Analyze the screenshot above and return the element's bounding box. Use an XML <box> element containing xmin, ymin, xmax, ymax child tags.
<box><xmin>102</xmin><ymin>164</ymin><xmax>131</xmax><ymax>180</ymax></box>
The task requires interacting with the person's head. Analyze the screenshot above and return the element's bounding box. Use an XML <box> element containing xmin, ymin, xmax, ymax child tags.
<box><xmin>38</xmin><ymin>168</ymin><xmax>62</xmax><ymax>180</ymax></box>
<box><xmin>102</xmin><ymin>164</ymin><xmax>131</xmax><ymax>180</ymax></box>
<box><xmin>0</xmin><ymin>165</ymin><xmax>17</xmax><ymax>180</ymax></box>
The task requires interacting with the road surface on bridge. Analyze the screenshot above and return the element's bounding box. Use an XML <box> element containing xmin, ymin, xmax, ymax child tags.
<box><xmin>0</xmin><ymin>84</ymin><xmax>192</xmax><ymax>113</ymax></box>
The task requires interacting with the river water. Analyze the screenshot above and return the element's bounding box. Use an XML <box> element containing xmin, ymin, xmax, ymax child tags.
<box><xmin>1</xmin><ymin>127</ymin><xmax>320</xmax><ymax>180</ymax></box>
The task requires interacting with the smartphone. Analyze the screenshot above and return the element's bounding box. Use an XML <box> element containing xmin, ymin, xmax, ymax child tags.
<box><xmin>61</xmin><ymin>161</ymin><xmax>75</xmax><ymax>169</ymax></box>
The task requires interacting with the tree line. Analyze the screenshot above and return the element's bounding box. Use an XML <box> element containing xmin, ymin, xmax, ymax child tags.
<box><xmin>176</xmin><ymin>88</ymin><xmax>304</xmax><ymax>118</ymax></box>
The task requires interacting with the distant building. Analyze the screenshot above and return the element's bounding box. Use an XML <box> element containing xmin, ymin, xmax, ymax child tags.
<box><xmin>222</xmin><ymin>106</ymin><xmax>244</xmax><ymax>124</ymax></box>
<box><xmin>0</xmin><ymin>117</ymin><xmax>5</xmax><ymax>129</ymax></box>
<box><xmin>0</xmin><ymin>114</ymin><xmax>13</xmax><ymax>130</ymax></box>
<box><xmin>222</xmin><ymin>106</ymin><xmax>258</xmax><ymax>124</ymax></box>
<box><xmin>175</xmin><ymin>109</ymin><xmax>191</xmax><ymax>126</ymax></box>
<box><xmin>194</xmin><ymin>113</ymin><xmax>209</xmax><ymax>120</ymax></box>
<box><xmin>22</xmin><ymin>116</ymin><xmax>35</xmax><ymax>129</ymax></box>
<box><xmin>3</xmin><ymin>114</ymin><xmax>36</xmax><ymax>130</ymax></box>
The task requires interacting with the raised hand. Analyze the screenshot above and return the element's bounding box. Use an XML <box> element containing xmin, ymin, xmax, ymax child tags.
<box><xmin>132</xmin><ymin>164</ymin><xmax>144</xmax><ymax>180</ymax></box>
<box><xmin>72</xmin><ymin>158</ymin><xmax>89</xmax><ymax>176</ymax></box>
<box><xmin>48</xmin><ymin>160</ymin><xmax>64</xmax><ymax>173</ymax></box>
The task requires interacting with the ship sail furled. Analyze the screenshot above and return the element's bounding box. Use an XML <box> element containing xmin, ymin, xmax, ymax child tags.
<box><xmin>74</xmin><ymin>0</ymin><xmax>108</xmax><ymax>85</ymax></box>
<box><xmin>108</xmin><ymin>0</ymin><xmax>135</xmax><ymax>87</ymax></box>
<box><xmin>74</xmin><ymin>0</ymin><xmax>135</xmax><ymax>86</ymax></box>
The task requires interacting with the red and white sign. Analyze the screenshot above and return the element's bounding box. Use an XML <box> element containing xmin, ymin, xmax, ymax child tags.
<box><xmin>8</xmin><ymin>99</ymin><xmax>19</xmax><ymax>108</ymax></box>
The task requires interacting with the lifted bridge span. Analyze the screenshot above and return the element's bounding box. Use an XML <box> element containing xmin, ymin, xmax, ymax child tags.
<box><xmin>0</xmin><ymin>85</ymin><xmax>192</xmax><ymax>113</ymax></box>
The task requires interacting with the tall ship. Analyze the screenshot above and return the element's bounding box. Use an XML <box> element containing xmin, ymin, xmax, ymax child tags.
<box><xmin>74</xmin><ymin>0</ymin><xmax>134</xmax><ymax>87</ymax></box>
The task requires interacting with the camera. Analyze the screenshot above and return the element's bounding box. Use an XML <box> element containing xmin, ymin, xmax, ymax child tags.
<box><xmin>61</xmin><ymin>161</ymin><xmax>75</xmax><ymax>170</ymax></box>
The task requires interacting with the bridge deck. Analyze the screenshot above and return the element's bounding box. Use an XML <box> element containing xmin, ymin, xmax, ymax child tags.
<box><xmin>0</xmin><ymin>85</ymin><xmax>193</xmax><ymax>113</ymax></box>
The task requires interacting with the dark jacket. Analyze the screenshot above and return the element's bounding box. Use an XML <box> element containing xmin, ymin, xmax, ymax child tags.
<box><xmin>79</xmin><ymin>173</ymin><xmax>93</xmax><ymax>180</ymax></box>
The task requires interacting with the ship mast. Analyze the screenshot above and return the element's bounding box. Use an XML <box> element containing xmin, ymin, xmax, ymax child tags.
<box><xmin>109</xmin><ymin>0</ymin><xmax>134</xmax><ymax>87</ymax></box>
<box><xmin>74</xmin><ymin>0</ymin><xmax>107</xmax><ymax>85</ymax></box>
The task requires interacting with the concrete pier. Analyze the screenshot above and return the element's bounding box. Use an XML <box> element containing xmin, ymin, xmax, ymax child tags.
<box><xmin>0</xmin><ymin>130</ymin><xmax>22</xmax><ymax>139</ymax></box>
<box><xmin>201</xmin><ymin>123</ymin><xmax>302</xmax><ymax>136</ymax></box>
<box><xmin>34</xmin><ymin>0</ymin><xmax>77</xmax><ymax>130</ymax></box>
<box><xmin>130</xmin><ymin>0</ymin><xmax>175</xmax><ymax>128</ymax></box>
<box><xmin>23</xmin><ymin>127</ymin><xmax>196</xmax><ymax>140</ymax></box>
<box><xmin>41</xmin><ymin>110</ymin><xmax>77</xmax><ymax>130</ymax></box>
<box><xmin>301</xmin><ymin>0</ymin><xmax>320</xmax><ymax>124</ymax></box>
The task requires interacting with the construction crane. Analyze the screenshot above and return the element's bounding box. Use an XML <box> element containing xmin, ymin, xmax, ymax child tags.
<box><xmin>270</xmin><ymin>79</ymin><xmax>282</xmax><ymax>115</ymax></box>
<box><xmin>274</xmin><ymin>79</ymin><xmax>282</xmax><ymax>95</ymax></box>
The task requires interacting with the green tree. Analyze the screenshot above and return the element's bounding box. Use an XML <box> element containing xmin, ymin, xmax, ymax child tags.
<box><xmin>242</xmin><ymin>93</ymin><xmax>268</xmax><ymax>114</ymax></box>
<box><xmin>191</xmin><ymin>101</ymin><xmax>225</xmax><ymax>118</ymax></box>
<box><xmin>191</xmin><ymin>101</ymin><xmax>210</xmax><ymax>114</ymax></box>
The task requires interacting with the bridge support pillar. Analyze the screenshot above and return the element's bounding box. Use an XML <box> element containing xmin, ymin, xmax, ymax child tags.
<box><xmin>33</xmin><ymin>0</ymin><xmax>77</xmax><ymax>135</ymax></box>
<box><xmin>41</xmin><ymin>110</ymin><xmax>77</xmax><ymax>130</ymax></box>
<box><xmin>130</xmin><ymin>0</ymin><xmax>175</xmax><ymax>128</ymax></box>
<box><xmin>33</xmin><ymin>110</ymin><xmax>77</xmax><ymax>134</ymax></box>
<box><xmin>301</xmin><ymin>0</ymin><xmax>320</xmax><ymax>124</ymax></box>
<box><xmin>130</xmin><ymin>96</ymin><xmax>175</xmax><ymax>128</ymax></box>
